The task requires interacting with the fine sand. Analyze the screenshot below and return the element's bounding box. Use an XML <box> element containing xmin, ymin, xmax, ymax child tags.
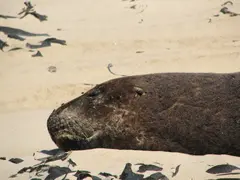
<box><xmin>0</xmin><ymin>0</ymin><xmax>240</xmax><ymax>179</ymax></box>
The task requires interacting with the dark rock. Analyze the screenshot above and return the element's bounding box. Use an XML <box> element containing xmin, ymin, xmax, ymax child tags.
<box><xmin>29</xmin><ymin>12</ymin><xmax>48</xmax><ymax>22</ymax></box>
<box><xmin>7</xmin><ymin>34</ymin><xmax>25</xmax><ymax>41</ymax></box>
<box><xmin>0</xmin><ymin>39</ymin><xmax>9</xmax><ymax>51</ymax></box>
<box><xmin>35</xmin><ymin>151</ymin><xmax>69</xmax><ymax>163</ymax></box>
<box><xmin>18</xmin><ymin>166</ymin><xmax>31</xmax><ymax>174</ymax></box>
<box><xmin>217</xmin><ymin>172</ymin><xmax>240</xmax><ymax>176</ymax></box>
<box><xmin>26</xmin><ymin>38</ymin><xmax>66</xmax><ymax>49</ymax></box>
<box><xmin>144</xmin><ymin>172</ymin><xmax>169</xmax><ymax>180</ymax></box>
<box><xmin>8</xmin><ymin>47</ymin><xmax>23</xmax><ymax>52</ymax></box>
<box><xmin>26</xmin><ymin>41</ymin><xmax>51</xmax><ymax>49</ymax></box>
<box><xmin>74</xmin><ymin>170</ymin><xmax>91</xmax><ymax>177</ymax></box>
<box><xmin>9</xmin><ymin>158</ymin><xmax>24</xmax><ymax>164</ymax></box>
<box><xmin>220</xmin><ymin>7</ymin><xmax>239</xmax><ymax>16</ymax></box>
<box><xmin>40</xmin><ymin>148</ymin><xmax>64</xmax><ymax>156</ymax></box>
<box><xmin>45</xmin><ymin>166</ymin><xmax>73</xmax><ymax>180</ymax></box>
<box><xmin>48</xmin><ymin>66</ymin><xmax>57</xmax><ymax>73</ymax></box>
<box><xmin>68</xmin><ymin>158</ymin><xmax>77</xmax><ymax>167</ymax></box>
<box><xmin>41</xmin><ymin>38</ymin><xmax>66</xmax><ymax>45</ymax></box>
<box><xmin>32</xmin><ymin>51</ymin><xmax>43</xmax><ymax>57</ymax></box>
<box><xmin>74</xmin><ymin>170</ymin><xmax>93</xmax><ymax>180</ymax></box>
<box><xmin>16</xmin><ymin>164</ymin><xmax>50</xmax><ymax>177</ymax></box>
<box><xmin>136</xmin><ymin>163</ymin><xmax>162</xmax><ymax>173</ymax></box>
<box><xmin>0</xmin><ymin>26</ymin><xmax>49</xmax><ymax>37</ymax></box>
<box><xmin>172</xmin><ymin>164</ymin><xmax>181</xmax><ymax>177</ymax></box>
<box><xmin>206</xmin><ymin>164</ymin><xmax>240</xmax><ymax>174</ymax></box>
<box><xmin>19</xmin><ymin>1</ymin><xmax>48</xmax><ymax>22</ymax></box>
<box><xmin>221</xmin><ymin>1</ymin><xmax>233</xmax><ymax>6</ymax></box>
<box><xmin>120</xmin><ymin>163</ymin><xmax>144</xmax><ymax>180</ymax></box>
<box><xmin>9</xmin><ymin>174</ymin><xmax>18</xmax><ymax>178</ymax></box>
<box><xmin>99</xmin><ymin>172</ymin><xmax>117</xmax><ymax>178</ymax></box>
<box><xmin>0</xmin><ymin>14</ymin><xmax>17</xmax><ymax>19</ymax></box>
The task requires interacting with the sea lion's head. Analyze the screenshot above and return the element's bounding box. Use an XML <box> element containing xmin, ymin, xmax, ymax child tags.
<box><xmin>47</xmin><ymin>94</ymin><xmax>107</xmax><ymax>151</ymax></box>
<box><xmin>47</xmin><ymin>78</ymin><xmax>146</xmax><ymax>151</ymax></box>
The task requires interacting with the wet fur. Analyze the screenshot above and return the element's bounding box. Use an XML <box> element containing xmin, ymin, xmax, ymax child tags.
<box><xmin>47</xmin><ymin>72</ymin><xmax>240</xmax><ymax>156</ymax></box>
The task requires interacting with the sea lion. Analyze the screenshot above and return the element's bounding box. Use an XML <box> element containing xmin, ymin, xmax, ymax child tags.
<box><xmin>47</xmin><ymin>72</ymin><xmax>240</xmax><ymax>156</ymax></box>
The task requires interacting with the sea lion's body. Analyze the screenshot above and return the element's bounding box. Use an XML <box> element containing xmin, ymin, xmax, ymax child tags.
<box><xmin>47</xmin><ymin>72</ymin><xmax>240</xmax><ymax>156</ymax></box>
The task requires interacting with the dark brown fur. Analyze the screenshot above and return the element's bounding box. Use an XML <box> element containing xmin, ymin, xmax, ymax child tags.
<box><xmin>47</xmin><ymin>72</ymin><xmax>240</xmax><ymax>156</ymax></box>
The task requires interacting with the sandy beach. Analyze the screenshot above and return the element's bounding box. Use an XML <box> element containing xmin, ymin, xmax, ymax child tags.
<box><xmin>0</xmin><ymin>0</ymin><xmax>240</xmax><ymax>179</ymax></box>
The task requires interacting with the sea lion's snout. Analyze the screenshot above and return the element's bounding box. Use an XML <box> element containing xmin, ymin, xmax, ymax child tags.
<box><xmin>47</xmin><ymin>106</ymin><xmax>104</xmax><ymax>151</ymax></box>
